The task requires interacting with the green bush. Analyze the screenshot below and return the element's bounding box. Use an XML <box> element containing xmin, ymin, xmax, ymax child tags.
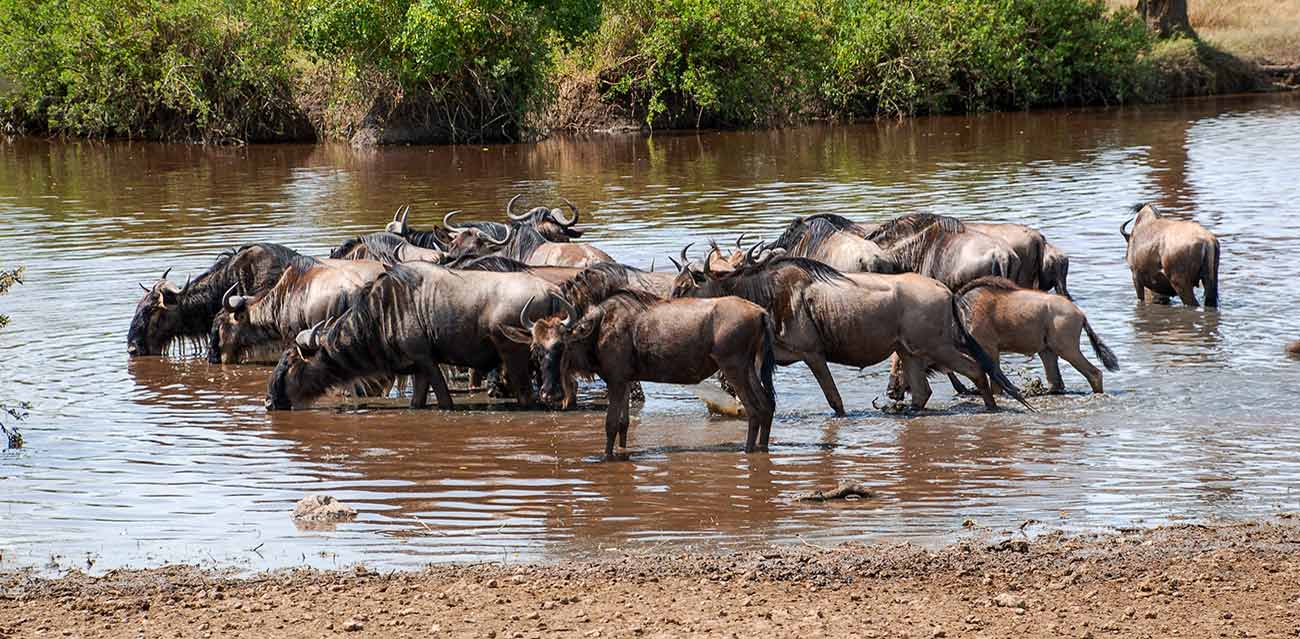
<box><xmin>0</xmin><ymin>0</ymin><xmax>305</xmax><ymax>142</ymax></box>
<box><xmin>826</xmin><ymin>0</ymin><xmax>1152</xmax><ymax>117</ymax></box>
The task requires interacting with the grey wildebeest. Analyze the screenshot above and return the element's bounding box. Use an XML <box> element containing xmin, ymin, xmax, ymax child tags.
<box><xmin>1039</xmin><ymin>241</ymin><xmax>1072</xmax><ymax>299</ymax></box>
<box><xmin>866</xmin><ymin>214</ymin><xmax>1023</xmax><ymax>290</ymax></box>
<box><xmin>503</xmin><ymin>289</ymin><xmax>777</xmax><ymax>457</ymax></box>
<box><xmin>964</xmin><ymin>222</ymin><xmax>1045</xmax><ymax>289</ymax></box>
<box><xmin>265</xmin><ymin>262</ymin><xmax>560</xmax><ymax>411</ymax></box>
<box><xmin>888</xmin><ymin>277</ymin><xmax>1118</xmax><ymax>400</ymax></box>
<box><xmin>209</xmin><ymin>257</ymin><xmax>387</xmax><ymax>364</ymax></box>
<box><xmin>1121</xmin><ymin>203</ymin><xmax>1220</xmax><ymax>307</ymax></box>
<box><xmin>670</xmin><ymin>253</ymin><xmax>1029</xmax><ymax>414</ymax></box>
<box><xmin>329</xmin><ymin>231</ymin><xmax>446</xmax><ymax>265</ymax></box>
<box><xmin>128</xmin><ymin>243</ymin><xmax>304</xmax><ymax>357</ymax></box>
<box><xmin>762</xmin><ymin>214</ymin><xmax>897</xmax><ymax>273</ymax></box>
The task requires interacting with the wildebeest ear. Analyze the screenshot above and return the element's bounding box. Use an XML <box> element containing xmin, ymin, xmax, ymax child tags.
<box><xmin>500</xmin><ymin>326</ymin><xmax>533</xmax><ymax>344</ymax></box>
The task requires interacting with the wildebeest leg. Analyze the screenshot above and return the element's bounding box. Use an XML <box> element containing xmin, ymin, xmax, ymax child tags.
<box><xmin>502</xmin><ymin>349</ymin><xmax>534</xmax><ymax>408</ymax></box>
<box><xmin>1058</xmin><ymin>343</ymin><xmax>1103</xmax><ymax>394</ymax></box>
<box><xmin>604</xmin><ymin>381</ymin><xmax>631</xmax><ymax>459</ymax></box>
<box><xmin>720</xmin><ymin>360</ymin><xmax>765</xmax><ymax>452</ymax></box>
<box><xmin>1040</xmin><ymin>351</ymin><xmax>1066</xmax><ymax>394</ymax></box>
<box><xmin>1132</xmin><ymin>273</ymin><xmax>1146</xmax><ymax>303</ymax></box>
<box><xmin>1172</xmin><ymin>274</ymin><xmax>1200</xmax><ymax>307</ymax></box>
<box><xmin>561</xmin><ymin>373</ymin><xmax>578</xmax><ymax>410</ymax></box>
<box><xmin>410</xmin><ymin>373</ymin><xmax>430</xmax><ymax>409</ymax></box>
<box><xmin>935</xmin><ymin>347</ymin><xmax>997</xmax><ymax>410</ymax></box>
<box><xmin>428</xmin><ymin>366</ymin><xmax>454</xmax><ymax>409</ymax></box>
<box><xmin>947</xmin><ymin>372</ymin><xmax>973</xmax><ymax>395</ymax></box>
<box><xmin>804</xmin><ymin>354</ymin><xmax>846</xmax><ymax>416</ymax></box>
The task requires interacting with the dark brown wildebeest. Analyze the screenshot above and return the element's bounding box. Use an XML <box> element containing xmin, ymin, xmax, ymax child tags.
<box><xmin>329</xmin><ymin>231</ymin><xmax>446</xmax><ymax>265</ymax></box>
<box><xmin>503</xmin><ymin>194</ymin><xmax>587</xmax><ymax>241</ymax></box>
<box><xmin>888</xmin><ymin>277</ymin><xmax>1118</xmax><ymax>399</ymax></box>
<box><xmin>503</xmin><ymin>289</ymin><xmax>777</xmax><ymax>457</ymax></box>
<box><xmin>128</xmin><ymin>243</ymin><xmax>304</xmax><ymax>357</ymax></box>
<box><xmin>866</xmin><ymin>214</ymin><xmax>1023</xmax><ymax>290</ymax></box>
<box><xmin>209</xmin><ymin>258</ymin><xmax>387</xmax><ymax>364</ymax></box>
<box><xmin>449</xmin><ymin>222</ymin><xmax>614</xmax><ymax>268</ymax></box>
<box><xmin>1121</xmin><ymin>203</ymin><xmax>1220</xmax><ymax>307</ymax></box>
<box><xmin>265</xmin><ymin>262</ymin><xmax>560</xmax><ymax>411</ymax></box>
<box><xmin>671</xmin><ymin>252</ymin><xmax>1029</xmax><ymax>414</ymax></box>
<box><xmin>1039</xmin><ymin>241</ymin><xmax>1072</xmax><ymax>299</ymax></box>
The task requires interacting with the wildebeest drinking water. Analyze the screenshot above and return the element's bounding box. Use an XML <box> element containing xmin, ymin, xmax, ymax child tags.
<box><xmin>503</xmin><ymin>290</ymin><xmax>777</xmax><ymax>457</ymax></box>
<box><xmin>128</xmin><ymin>243</ymin><xmax>304</xmax><ymax>357</ymax></box>
<box><xmin>1121</xmin><ymin>203</ymin><xmax>1220</xmax><ymax>307</ymax></box>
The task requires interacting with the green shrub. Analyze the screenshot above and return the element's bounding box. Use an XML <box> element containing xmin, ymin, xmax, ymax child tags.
<box><xmin>0</xmin><ymin>0</ymin><xmax>306</xmax><ymax>142</ymax></box>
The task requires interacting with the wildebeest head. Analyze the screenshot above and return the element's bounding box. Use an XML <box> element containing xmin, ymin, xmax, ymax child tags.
<box><xmin>1121</xmin><ymin>203</ymin><xmax>1159</xmax><ymax>243</ymax></box>
<box><xmin>506</xmin><ymin>194</ymin><xmax>584</xmax><ymax>241</ymax></box>
<box><xmin>503</xmin><ymin>294</ymin><xmax>593</xmax><ymax>405</ymax></box>
<box><xmin>208</xmin><ymin>284</ymin><xmax>261</xmax><ymax>364</ymax></box>
<box><xmin>445</xmin><ymin>220</ymin><xmax>515</xmax><ymax>259</ymax></box>
<box><xmin>670</xmin><ymin>241</ymin><xmax>784</xmax><ymax>298</ymax></box>
<box><xmin>127</xmin><ymin>268</ymin><xmax>186</xmax><ymax>356</ymax></box>
<box><xmin>265</xmin><ymin>318</ymin><xmax>332</xmax><ymax>410</ymax></box>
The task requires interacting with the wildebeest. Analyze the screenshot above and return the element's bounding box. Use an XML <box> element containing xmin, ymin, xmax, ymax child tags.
<box><xmin>503</xmin><ymin>194</ymin><xmax>586</xmax><ymax>241</ymax></box>
<box><xmin>888</xmin><ymin>277</ymin><xmax>1117</xmax><ymax>399</ymax></box>
<box><xmin>671</xmin><ymin>253</ymin><xmax>1028</xmax><ymax>414</ymax></box>
<box><xmin>867</xmin><ymin>214</ymin><xmax>1023</xmax><ymax>290</ymax></box>
<box><xmin>450</xmin><ymin>222</ymin><xmax>614</xmax><ymax>267</ymax></box>
<box><xmin>209</xmin><ymin>257</ymin><xmax>387</xmax><ymax>364</ymax></box>
<box><xmin>265</xmin><ymin>262</ymin><xmax>559</xmax><ymax>411</ymax></box>
<box><xmin>763</xmin><ymin>214</ymin><xmax>897</xmax><ymax>273</ymax></box>
<box><xmin>128</xmin><ymin>243</ymin><xmax>303</xmax><ymax>357</ymax></box>
<box><xmin>1039</xmin><ymin>241</ymin><xmax>1072</xmax><ymax>299</ymax></box>
<box><xmin>965</xmin><ymin>222</ymin><xmax>1045</xmax><ymax>289</ymax></box>
<box><xmin>503</xmin><ymin>289</ymin><xmax>777</xmax><ymax>456</ymax></box>
<box><xmin>329</xmin><ymin>231</ymin><xmax>446</xmax><ymax>265</ymax></box>
<box><xmin>1121</xmin><ymin>203</ymin><xmax>1219</xmax><ymax>307</ymax></box>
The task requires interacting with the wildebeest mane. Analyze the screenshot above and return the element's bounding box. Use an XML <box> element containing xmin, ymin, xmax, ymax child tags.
<box><xmin>868</xmin><ymin>213</ymin><xmax>965</xmax><ymax>246</ymax></box>
<box><xmin>183</xmin><ymin>243</ymin><xmax>305</xmax><ymax>330</ymax></box>
<box><xmin>330</xmin><ymin>232</ymin><xmax>411</xmax><ymax>265</ymax></box>
<box><xmin>447</xmin><ymin>254</ymin><xmax>534</xmax><ymax>272</ymax></box>
<box><xmin>689</xmin><ymin>256</ymin><xmax>848</xmax><ymax>314</ymax></box>
<box><xmin>590</xmin><ymin>288</ymin><xmax>661</xmax><ymax>315</ymax></box>
<box><xmin>505</xmin><ymin>224</ymin><xmax>549</xmax><ymax>262</ymax></box>
<box><xmin>560</xmin><ymin>263</ymin><xmax>654</xmax><ymax>312</ymax></box>
<box><xmin>957</xmin><ymin>275</ymin><xmax>1022</xmax><ymax>296</ymax></box>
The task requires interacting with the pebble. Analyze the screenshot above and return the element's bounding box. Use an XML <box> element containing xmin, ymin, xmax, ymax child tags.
<box><xmin>994</xmin><ymin>592</ymin><xmax>1027</xmax><ymax>609</ymax></box>
<box><xmin>343</xmin><ymin>620</ymin><xmax>364</xmax><ymax>632</ymax></box>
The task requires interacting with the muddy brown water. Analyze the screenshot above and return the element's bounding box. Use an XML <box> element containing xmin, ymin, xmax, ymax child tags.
<box><xmin>2</xmin><ymin>94</ymin><xmax>1299</xmax><ymax>573</ymax></box>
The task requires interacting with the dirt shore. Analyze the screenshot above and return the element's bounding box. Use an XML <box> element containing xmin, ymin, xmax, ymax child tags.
<box><xmin>3</xmin><ymin>520</ymin><xmax>1298</xmax><ymax>638</ymax></box>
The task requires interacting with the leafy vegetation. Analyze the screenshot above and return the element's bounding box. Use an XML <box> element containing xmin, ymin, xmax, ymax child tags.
<box><xmin>0</xmin><ymin>0</ymin><xmax>1232</xmax><ymax>142</ymax></box>
<box><xmin>1</xmin><ymin>266</ymin><xmax>24</xmax><ymax>450</ymax></box>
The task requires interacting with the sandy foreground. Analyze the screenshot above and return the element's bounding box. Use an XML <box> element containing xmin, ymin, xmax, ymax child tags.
<box><xmin>3</xmin><ymin>520</ymin><xmax>1299</xmax><ymax>639</ymax></box>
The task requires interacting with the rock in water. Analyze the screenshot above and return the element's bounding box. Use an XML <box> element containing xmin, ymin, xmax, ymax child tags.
<box><xmin>691</xmin><ymin>381</ymin><xmax>745</xmax><ymax>418</ymax></box>
<box><xmin>293</xmin><ymin>494</ymin><xmax>357</xmax><ymax>522</ymax></box>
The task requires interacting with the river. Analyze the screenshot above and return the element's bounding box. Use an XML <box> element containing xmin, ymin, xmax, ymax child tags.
<box><xmin>2</xmin><ymin>93</ymin><xmax>1298</xmax><ymax>573</ymax></box>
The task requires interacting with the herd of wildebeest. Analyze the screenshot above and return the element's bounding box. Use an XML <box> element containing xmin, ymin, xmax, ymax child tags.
<box><xmin>127</xmin><ymin>198</ymin><xmax>1221</xmax><ymax>457</ymax></box>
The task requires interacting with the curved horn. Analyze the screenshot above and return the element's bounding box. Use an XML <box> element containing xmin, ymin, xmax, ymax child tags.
<box><xmin>161</xmin><ymin>267</ymin><xmax>172</xmax><ymax>282</ymax></box>
<box><xmin>744</xmin><ymin>240</ymin><xmax>765</xmax><ymax>266</ymax></box>
<box><xmin>391</xmin><ymin>206</ymin><xmax>403</xmax><ymax>223</ymax></box>
<box><xmin>1120</xmin><ymin>217</ymin><xmax>1133</xmax><ymax>242</ymax></box>
<box><xmin>442</xmin><ymin>209</ymin><xmax>466</xmax><ymax>233</ymax></box>
<box><xmin>222</xmin><ymin>284</ymin><xmax>241</xmax><ymax>312</ymax></box>
<box><xmin>734</xmin><ymin>232</ymin><xmax>751</xmax><ymax>250</ymax></box>
<box><xmin>399</xmin><ymin>204</ymin><xmax>410</xmax><ymax>226</ymax></box>
<box><xmin>518</xmin><ymin>295</ymin><xmax>537</xmax><ymax>332</ymax></box>
<box><xmin>506</xmin><ymin>194</ymin><xmax>529</xmax><ymax>221</ymax></box>
<box><xmin>678</xmin><ymin>242</ymin><xmax>695</xmax><ymax>270</ymax></box>
<box><xmin>555</xmin><ymin>295</ymin><xmax>579</xmax><ymax>328</ymax></box>
<box><xmin>294</xmin><ymin>318</ymin><xmax>328</xmax><ymax>355</ymax></box>
<box><xmin>139</xmin><ymin>282</ymin><xmax>150</xmax><ymax>293</ymax></box>
<box><xmin>702</xmin><ymin>248</ymin><xmax>716</xmax><ymax>279</ymax></box>
<box><xmin>182</xmin><ymin>275</ymin><xmax>192</xmax><ymax>292</ymax></box>
<box><xmin>551</xmin><ymin>198</ymin><xmax>579</xmax><ymax>227</ymax></box>
<box><xmin>485</xmin><ymin>224</ymin><xmax>515</xmax><ymax>247</ymax></box>
<box><xmin>668</xmin><ymin>256</ymin><xmax>683</xmax><ymax>272</ymax></box>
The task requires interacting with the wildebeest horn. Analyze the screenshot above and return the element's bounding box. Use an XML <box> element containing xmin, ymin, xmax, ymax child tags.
<box><xmin>1120</xmin><ymin>217</ymin><xmax>1133</xmax><ymax>242</ymax></box>
<box><xmin>161</xmin><ymin>267</ymin><xmax>172</xmax><ymax>282</ymax></box>
<box><xmin>442</xmin><ymin>210</ymin><xmax>466</xmax><ymax>233</ymax></box>
<box><xmin>744</xmin><ymin>240</ymin><xmax>765</xmax><ymax>266</ymax></box>
<box><xmin>518</xmin><ymin>295</ymin><xmax>537</xmax><ymax>331</ymax></box>
<box><xmin>735</xmin><ymin>232</ymin><xmax>750</xmax><ymax>250</ymax></box>
<box><xmin>399</xmin><ymin>205</ymin><xmax>410</xmax><ymax>226</ymax></box>
<box><xmin>294</xmin><ymin>318</ymin><xmax>330</xmax><ymax>355</ymax></box>
<box><xmin>678</xmin><ymin>242</ymin><xmax>695</xmax><ymax>270</ymax></box>
<box><xmin>386</xmin><ymin>205</ymin><xmax>411</xmax><ymax>234</ymax></box>
<box><xmin>668</xmin><ymin>256</ymin><xmax>683</xmax><ymax>272</ymax></box>
<box><xmin>555</xmin><ymin>295</ymin><xmax>579</xmax><ymax>328</ymax></box>
<box><xmin>182</xmin><ymin>275</ymin><xmax>192</xmax><ymax>292</ymax></box>
<box><xmin>222</xmin><ymin>284</ymin><xmax>242</xmax><ymax>312</ymax></box>
<box><xmin>550</xmin><ymin>198</ymin><xmax>579</xmax><ymax>227</ymax></box>
<box><xmin>506</xmin><ymin>194</ymin><xmax>529</xmax><ymax>221</ymax></box>
<box><xmin>139</xmin><ymin>282</ymin><xmax>150</xmax><ymax>293</ymax></box>
<box><xmin>485</xmin><ymin>224</ymin><xmax>514</xmax><ymax>247</ymax></box>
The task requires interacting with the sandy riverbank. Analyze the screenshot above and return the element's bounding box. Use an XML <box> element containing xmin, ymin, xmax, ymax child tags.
<box><xmin>3</xmin><ymin>519</ymin><xmax>1298</xmax><ymax>638</ymax></box>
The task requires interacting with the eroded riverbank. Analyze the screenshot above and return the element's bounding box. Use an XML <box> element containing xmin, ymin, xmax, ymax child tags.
<box><xmin>3</xmin><ymin>520</ymin><xmax>1298</xmax><ymax>638</ymax></box>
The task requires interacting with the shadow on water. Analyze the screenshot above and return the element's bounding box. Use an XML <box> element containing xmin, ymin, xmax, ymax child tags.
<box><xmin>2</xmin><ymin>92</ymin><xmax>1300</xmax><ymax>572</ymax></box>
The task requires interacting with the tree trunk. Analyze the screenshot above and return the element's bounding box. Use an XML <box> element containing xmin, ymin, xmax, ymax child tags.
<box><xmin>1137</xmin><ymin>0</ymin><xmax>1195</xmax><ymax>38</ymax></box>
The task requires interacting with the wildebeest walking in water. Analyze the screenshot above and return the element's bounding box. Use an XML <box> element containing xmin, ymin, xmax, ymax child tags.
<box><xmin>671</xmin><ymin>251</ymin><xmax>1029</xmax><ymax>414</ymax></box>
<box><xmin>867</xmin><ymin>214</ymin><xmax>1024</xmax><ymax>290</ymax></box>
<box><xmin>889</xmin><ymin>277</ymin><xmax>1118</xmax><ymax>399</ymax></box>
<box><xmin>1121</xmin><ymin>203</ymin><xmax>1220</xmax><ymax>307</ymax></box>
<box><xmin>128</xmin><ymin>243</ymin><xmax>304</xmax><ymax>357</ymax></box>
<box><xmin>504</xmin><ymin>290</ymin><xmax>777</xmax><ymax>457</ymax></box>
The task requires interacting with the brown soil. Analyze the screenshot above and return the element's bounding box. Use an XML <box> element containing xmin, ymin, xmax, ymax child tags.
<box><xmin>3</xmin><ymin>519</ymin><xmax>1299</xmax><ymax>638</ymax></box>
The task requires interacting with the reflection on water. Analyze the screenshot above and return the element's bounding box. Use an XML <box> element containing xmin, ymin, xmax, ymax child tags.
<box><xmin>2</xmin><ymin>93</ymin><xmax>1300</xmax><ymax>573</ymax></box>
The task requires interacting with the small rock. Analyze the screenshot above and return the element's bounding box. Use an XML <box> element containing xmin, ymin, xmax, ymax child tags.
<box><xmin>994</xmin><ymin>592</ymin><xmax>1026</xmax><ymax>609</ymax></box>
<box><xmin>292</xmin><ymin>495</ymin><xmax>357</xmax><ymax>522</ymax></box>
<box><xmin>343</xmin><ymin>620</ymin><xmax>363</xmax><ymax>632</ymax></box>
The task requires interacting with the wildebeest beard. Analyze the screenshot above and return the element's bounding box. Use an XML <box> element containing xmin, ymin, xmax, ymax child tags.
<box><xmin>128</xmin><ymin>243</ymin><xmax>305</xmax><ymax>356</ymax></box>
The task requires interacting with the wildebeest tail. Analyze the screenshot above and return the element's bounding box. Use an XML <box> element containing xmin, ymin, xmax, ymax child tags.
<box><xmin>1202</xmin><ymin>237</ymin><xmax>1219</xmax><ymax>307</ymax></box>
<box><xmin>1081</xmin><ymin>318</ymin><xmax>1119</xmax><ymax>372</ymax></box>
<box><xmin>759</xmin><ymin>313</ymin><xmax>777</xmax><ymax>411</ymax></box>
<box><xmin>951</xmin><ymin>295</ymin><xmax>1032</xmax><ymax>410</ymax></box>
